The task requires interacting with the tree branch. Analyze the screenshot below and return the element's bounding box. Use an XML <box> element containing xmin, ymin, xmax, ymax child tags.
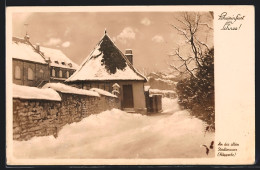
<box><xmin>193</xmin><ymin>13</ymin><xmax>200</xmax><ymax>33</ymax></box>
<box><xmin>170</xmin><ymin>24</ymin><xmax>190</xmax><ymax>41</ymax></box>
<box><xmin>169</xmin><ymin>12</ymin><xmax>212</xmax><ymax>78</ymax></box>
<box><xmin>194</xmin><ymin>35</ymin><xmax>210</xmax><ymax>51</ymax></box>
<box><xmin>198</xmin><ymin>23</ymin><xmax>213</xmax><ymax>30</ymax></box>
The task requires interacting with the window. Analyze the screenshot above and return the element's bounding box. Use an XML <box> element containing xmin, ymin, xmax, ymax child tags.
<box><xmin>83</xmin><ymin>85</ymin><xmax>88</xmax><ymax>90</ymax></box>
<box><xmin>66</xmin><ymin>71</ymin><xmax>70</xmax><ymax>78</ymax></box>
<box><xmin>59</xmin><ymin>70</ymin><xmax>63</xmax><ymax>78</ymax></box>
<box><xmin>92</xmin><ymin>83</ymin><xmax>99</xmax><ymax>88</ymax></box>
<box><xmin>52</xmin><ymin>69</ymin><xmax>55</xmax><ymax>77</ymax></box>
<box><xmin>86</xmin><ymin>84</ymin><xmax>91</xmax><ymax>90</ymax></box>
<box><xmin>14</xmin><ymin>66</ymin><xmax>21</xmax><ymax>79</ymax></box>
<box><xmin>28</xmin><ymin>68</ymin><xmax>34</xmax><ymax>80</ymax></box>
<box><xmin>99</xmin><ymin>83</ymin><xmax>105</xmax><ymax>90</ymax></box>
<box><xmin>39</xmin><ymin>69</ymin><xmax>44</xmax><ymax>78</ymax></box>
<box><xmin>105</xmin><ymin>83</ymin><xmax>110</xmax><ymax>92</ymax></box>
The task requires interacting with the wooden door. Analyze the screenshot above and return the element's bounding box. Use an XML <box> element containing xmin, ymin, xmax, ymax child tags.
<box><xmin>122</xmin><ymin>85</ymin><xmax>134</xmax><ymax>108</ymax></box>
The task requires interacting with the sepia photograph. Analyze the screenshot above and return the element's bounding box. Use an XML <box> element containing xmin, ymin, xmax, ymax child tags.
<box><xmin>6</xmin><ymin>6</ymin><xmax>254</xmax><ymax>165</ymax></box>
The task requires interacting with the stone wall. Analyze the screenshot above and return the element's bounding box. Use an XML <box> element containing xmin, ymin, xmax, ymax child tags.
<box><xmin>13</xmin><ymin>99</ymin><xmax>61</xmax><ymax>140</ymax></box>
<box><xmin>13</xmin><ymin>93</ymin><xmax>120</xmax><ymax>141</ymax></box>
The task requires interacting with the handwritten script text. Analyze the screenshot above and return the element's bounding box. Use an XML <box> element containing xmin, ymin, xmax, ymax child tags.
<box><xmin>218</xmin><ymin>12</ymin><xmax>245</xmax><ymax>30</ymax></box>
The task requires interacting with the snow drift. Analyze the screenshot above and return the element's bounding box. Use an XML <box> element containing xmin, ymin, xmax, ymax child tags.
<box><xmin>13</xmin><ymin>98</ymin><xmax>214</xmax><ymax>159</ymax></box>
<box><xmin>13</xmin><ymin>84</ymin><xmax>61</xmax><ymax>101</ymax></box>
<box><xmin>42</xmin><ymin>83</ymin><xmax>99</xmax><ymax>97</ymax></box>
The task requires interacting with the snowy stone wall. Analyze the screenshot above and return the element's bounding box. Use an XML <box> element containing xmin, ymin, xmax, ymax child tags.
<box><xmin>13</xmin><ymin>99</ymin><xmax>61</xmax><ymax>141</ymax></box>
<box><xmin>58</xmin><ymin>93</ymin><xmax>120</xmax><ymax>125</ymax></box>
<box><xmin>13</xmin><ymin>93</ymin><xmax>120</xmax><ymax>141</ymax></box>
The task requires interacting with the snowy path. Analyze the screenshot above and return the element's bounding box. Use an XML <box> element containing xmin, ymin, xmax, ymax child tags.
<box><xmin>13</xmin><ymin>97</ymin><xmax>215</xmax><ymax>159</ymax></box>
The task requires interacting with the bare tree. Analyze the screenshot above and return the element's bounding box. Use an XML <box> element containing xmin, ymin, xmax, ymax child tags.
<box><xmin>169</xmin><ymin>12</ymin><xmax>213</xmax><ymax>78</ymax></box>
<box><xmin>169</xmin><ymin>12</ymin><xmax>215</xmax><ymax>130</ymax></box>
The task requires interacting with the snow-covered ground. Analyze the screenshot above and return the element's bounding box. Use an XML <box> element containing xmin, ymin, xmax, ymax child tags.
<box><xmin>13</xmin><ymin>97</ymin><xmax>214</xmax><ymax>159</ymax></box>
<box><xmin>161</xmin><ymin>97</ymin><xmax>180</xmax><ymax>113</ymax></box>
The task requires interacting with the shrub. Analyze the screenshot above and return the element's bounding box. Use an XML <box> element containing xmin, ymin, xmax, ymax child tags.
<box><xmin>176</xmin><ymin>48</ymin><xmax>215</xmax><ymax>130</ymax></box>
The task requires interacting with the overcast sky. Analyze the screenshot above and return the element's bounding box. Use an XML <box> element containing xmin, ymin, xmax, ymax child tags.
<box><xmin>12</xmin><ymin>12</ymin><xmax>213</xmax><ymax>73</ymax></box>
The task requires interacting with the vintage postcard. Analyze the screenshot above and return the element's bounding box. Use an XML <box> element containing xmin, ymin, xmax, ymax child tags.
<box><xmin>6</xmin><ymin>5</ymin><xmax>255</xmax><ymax>165</ymax></box>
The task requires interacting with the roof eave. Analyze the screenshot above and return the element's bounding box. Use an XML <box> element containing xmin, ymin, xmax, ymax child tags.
<box><xmin>66</xmin><ymin>78</ymin><xmax>146</xmax><ymax>83</ymax></box>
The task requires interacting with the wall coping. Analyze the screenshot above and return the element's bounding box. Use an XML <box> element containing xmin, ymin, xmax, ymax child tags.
<box><xmin>90</xmin><ymin>88</ymin><xmax>117</xmax><ymax>98</ymax></box>
<box><xmin>13</xmin><ymin>84</ymin><xmax>61</xmax><ymax>101</ymax></box>
<box><xmin>42</xmin><ymin>83</ymin><xmax>100</xmax><ymax>97</ymax></box>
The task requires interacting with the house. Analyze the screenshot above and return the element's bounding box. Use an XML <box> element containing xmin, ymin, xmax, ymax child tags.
<box><xmin>12</xmin><ymin>34</ymin><xmax>78</xmax><ymax>87</ymax></box>
<box><xmin>12</xmin><ymin>35</ymin><xmax>50</xmax><ymax>87</ymax></box>
<box><xmin>37</xmin><ymin>46</ymin><xmax>78</xmax><ymax>83</ymax></box>
<box><xmin>66</xmin><ymin>31</ymin><xmax>148</xmax><ymax>113</ymax></box>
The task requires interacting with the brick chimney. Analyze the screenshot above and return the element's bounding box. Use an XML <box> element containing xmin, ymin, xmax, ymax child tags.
<box><xmin>24</xmin><ymin>34</ymin><xmax>30</xmax><ymax>42</ymax></box>
<box><xmin>36</xmin><ymin>43</ymin><xmax>40</xmax><ymax>52</ymax></box>
<box><xmin>125</xmin><ymin>49</ymin><xmax>133</xmax><ymax>65</ymax></box>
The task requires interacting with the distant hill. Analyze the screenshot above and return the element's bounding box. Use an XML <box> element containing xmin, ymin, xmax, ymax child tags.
<box><xmin>145</xmin><ymin>71</ymin><xmax>178</xmax><ymax>90</ymax></box>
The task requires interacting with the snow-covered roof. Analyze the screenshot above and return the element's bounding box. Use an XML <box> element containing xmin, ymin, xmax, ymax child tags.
<box><xmin>12</xmin><ymin>37</ymin><xmax>47</xmax><ymax>64</ymax></box>
<box><xmin>42</xmin><ymin>83</ymin><xmax>100</xmax><ymax>97</ymax></box>
<box><xmin>112</xmin><ymin>83</ymin><xmax>120</xmax><ymax>88</ymax></box>
<box><xmin>13</xmin><ymin>84</ymin><xmax>61</xmax><ymax>101</ymax></box>
<box><xmin>39</xmin><ymin>46</ymin><xmax>79</xmax><ymax>69</ymax></box>
<box><xmin>50</xmin><ymin>77</ymin><xmax>67</xmax><ymax>81</ymax></box>
<box><xmin>149</xmin><ymin>88</ymin><xmax>176</xmax><ymax>94</ymax></box>
<box><xmin>90</xmin><ymin>88</ymin><xmax>117</xmax><ymax>98</ymax></box>
<box><xmin>144</xmin><ymin>85</ymin><xmax>151</xmax><ymax>91</ymax></box>
<box><xmin>112</xmin><ymin>89</ymin><xmax>119</xmax><ymax>94</ymax></box>
<box><xmin>66</xmin><ymin>33</ymin><xmax>147</xmax><ymax>82</ymax></box>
